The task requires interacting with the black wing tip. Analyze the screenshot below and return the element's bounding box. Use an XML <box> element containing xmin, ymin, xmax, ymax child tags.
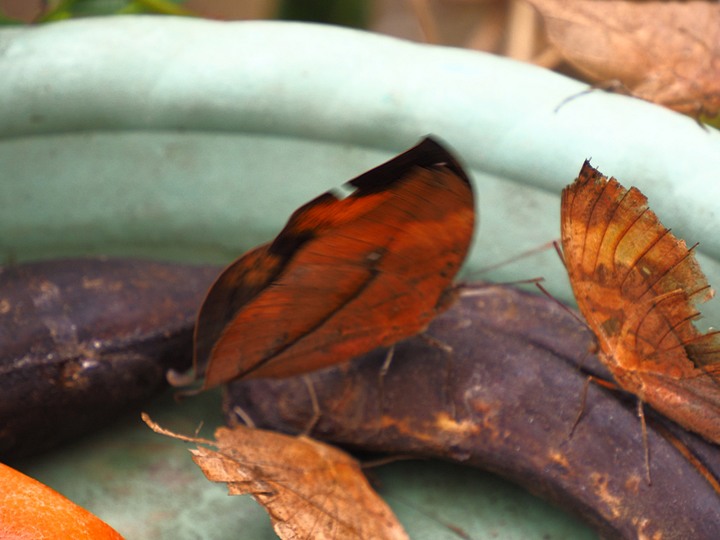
<box><xmin>271</xmin><ymin>137</ymin><xmax>472</xmax><ymax>258</ymax></box>
<box><xmin>415</xmin><ymin>136</ymin><xmax>472</xmax><ymax>181</ymax></box>
<box><xmin>348</xmin><ymin>136</ymin><xmax>472</xmax><ymax>193</ymax></box>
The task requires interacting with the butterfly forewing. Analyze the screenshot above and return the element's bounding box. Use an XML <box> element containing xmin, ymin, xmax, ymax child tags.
<box><xmin>195</xmin><ymin>138</ymin><xmax>475</xmax><ymax>388</ymax></box>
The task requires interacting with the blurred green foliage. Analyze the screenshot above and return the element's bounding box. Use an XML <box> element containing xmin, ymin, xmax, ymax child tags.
<box><xmin>277</xmin><ymin>0</ymin><xmax>368</xmax><ymax>29</ymax></box>
<box><xmin>0</xmin><ymin>0</ymin><xmax>194</xmax><ymax>24</ymax></box>
<box><xmin>0</xmin><ymin>0</ymin><xmax>370</xmax><ymax>27</ymax></box>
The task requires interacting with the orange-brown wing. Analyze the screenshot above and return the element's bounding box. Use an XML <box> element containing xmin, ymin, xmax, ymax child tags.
<box><xmin>561</xmin><ymin>161</ymin><xmax>720</xmax><ymax>379</ymax></box>
<box><xmin>195</xmin><ymin>138</ymin><xmax>475</xmax><ymax>389</ymax></box>
<box><xmin>561</xmin><ymin>162</ymin><xmax>720</xmax><ymax>443</ymax></box>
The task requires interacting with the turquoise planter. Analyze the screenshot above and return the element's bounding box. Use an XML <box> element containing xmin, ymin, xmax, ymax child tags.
<box><xmin>2</xmin><ymin>16</ymin><xmax>719</xmax><ymax>539</ymax></box>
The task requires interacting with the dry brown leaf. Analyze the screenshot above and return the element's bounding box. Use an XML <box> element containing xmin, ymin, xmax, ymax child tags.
<box><xmin>142</xmin><ymin>414</ymin><xmax>409</xmax><ymax>540</ymax></box>
<box><xmin>528</xmin><ymin>0</ymin><xmax>720</xmax><ymax>118</ymax></box>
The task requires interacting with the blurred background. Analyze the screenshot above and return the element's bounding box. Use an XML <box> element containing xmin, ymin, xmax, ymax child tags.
<box><xmin>3</xmin><ymin>0</ymin><xmax>717</xmax><ymax>127</ymax></box>
<box><xmin>0</xmin><ymin>0</ymin><xmax>564</xmax><ymax>75</ymax></box>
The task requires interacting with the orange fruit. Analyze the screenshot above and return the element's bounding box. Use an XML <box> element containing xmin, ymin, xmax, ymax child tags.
<box><xmin>0</xmin><ymin>461</ymin><xmax>123</xmax><ymax>539</ymax></box>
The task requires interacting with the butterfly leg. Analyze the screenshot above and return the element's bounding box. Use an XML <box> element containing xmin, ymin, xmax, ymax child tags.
<box><xmin>419</xmin><ymin>332</ymin><xmax>453</xmax><ymax>354</ymax></box>
<box><xmin>572</xmin><ymin>376</ymin><xmax>653</xmax><ymax>484</ymax></box>
<box><xmin>166</xmin><ymin>367</ymin><xmax>204</xmax><ymax>399</ymax></box>
<box><xmin>570</xmin><ymin>374</ymin><xmax>618</xmax><ymax>437</ymax></box>
<box><xmin>552</xmin><ymin>240</ymin><xmax>565</xmax><ymax>267</ymax></box>
<box><xmin>166</xmin><ymin>367</ymin><xmax>196</xmax><ymax>387</ymax></box>
<box><xmin>570</xmin><ymin>376</ymin><xmax>591</xmax><ymax>437</ymax></box>
<box><xmin>229</xmin><ymin>405</ymin><xmax>257</xmax><ymax>429</ymax></box>
<box><xmin>444</xmin><ymin>345</ymin><xmax>457</xmax><ymax>421</ymax></box>
<box><xmin>379</xmin><ymin>346</ymin><xmax>395</xmax><ymax>381</ymax></box>
<box><xmin>534</xmin><ymin>281</ymin><xmax>589</xmax><ymax>330</ymax></box>
<box><xmin>637</xmin><ymin>400</ymin><xmax>652</xmax><ymax>485</ymax></box>
<box><xmin>300</xmin><ymin>375</ymin><xmax>321</xmax><ymax>436</ymax></box>
<box><xmin>376</xmin><ymin>346</ymin><xmax>396</xmax><ymax>428</ymax></box>
<box><xmin>419</xmin><ymin>332</ymin><xmax>458</xmax><ymax>420</ymax></box>
<box><xmin>651</xmin><ymin>420</ymin><xmax>720</xmax><ymax>496</ymax></box>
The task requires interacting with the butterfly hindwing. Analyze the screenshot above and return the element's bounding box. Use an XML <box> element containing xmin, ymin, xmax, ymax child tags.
<box><xmin>561</xmin><ymin>161</ymin><xmax>720</xmax><ymax>443</ymax></box>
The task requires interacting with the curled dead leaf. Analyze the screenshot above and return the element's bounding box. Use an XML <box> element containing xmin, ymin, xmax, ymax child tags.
<box><xmin>142</xmin><ymin>414</ymin><xmax>409</xmax><ymax>540</ymax></box>
<box><xmin>529</xmin><ymin>0</ymin><xmax>720</xmax><ymax>119</ymax></box>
